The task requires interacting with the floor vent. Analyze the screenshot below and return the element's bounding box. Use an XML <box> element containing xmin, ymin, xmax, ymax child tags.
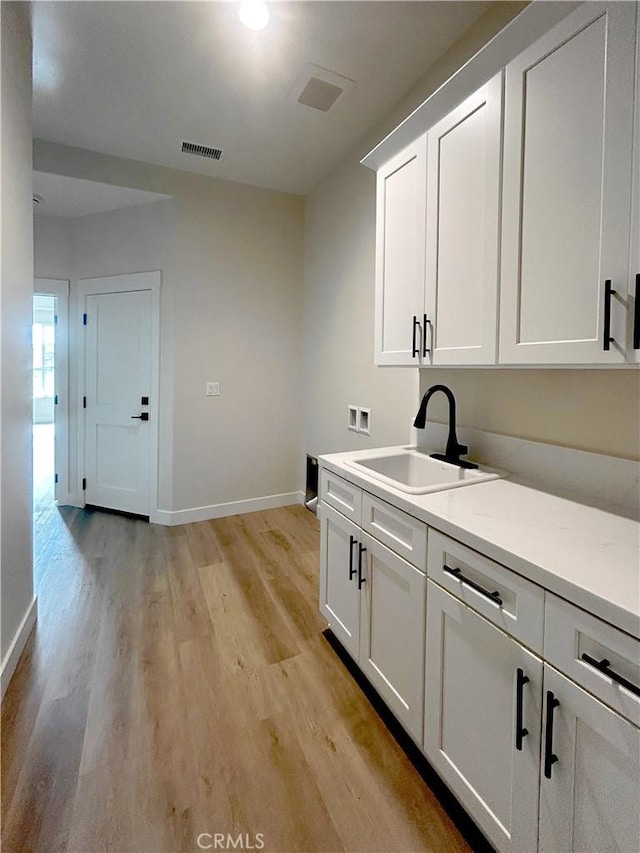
<box><xmin>181</xmin><ymin>141</ymin><xmax>223</xmax><ymax>160</ymax></box>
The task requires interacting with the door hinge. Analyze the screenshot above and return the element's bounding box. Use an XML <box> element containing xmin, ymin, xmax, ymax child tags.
<box><xmin>54</xmin><ymin>473</ymin><xmax>59</xmax><ymax>484</ymax></box>
<box><xmin>83</xmin><ymin>313</ymin><xmax>87</xmax><ymax>325</ymax></box>
<box><xmin>83</xmin><ymin>396</ymin><xmax>87</xmax><ymax>409</ymax></box>
<box><xmin>54</xmin><ymin>394</ymin><xmax>59</xmax><ymax>405</ymax></box>
<box><xmin>82</xmin><ymin>477</ymin><xmax>87</xmax><ymax>491</ymax></box>
<box><xmin>54</xmin><ymin>314</ymin><xmax>59</xmax><ymax>325</ymax></box>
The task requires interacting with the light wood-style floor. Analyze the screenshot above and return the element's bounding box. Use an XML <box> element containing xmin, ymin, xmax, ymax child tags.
<box><xmin>2</xmin><ymin>496</ymin><xmax>474</xmax><ymax>853</ymax></box>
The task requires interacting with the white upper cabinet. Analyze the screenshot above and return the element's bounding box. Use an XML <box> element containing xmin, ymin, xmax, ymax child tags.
<box><xmin>500</xmin><ymin>1</ymin><xmax>638</xmax><ymax>364</ymax></box>
<box><xmin>628</xmin><ymin>8</ymin><xmax>640</xmax><ymax>364</ymax></box>
<box><xmin>425</xmin><ymin>73</ymin><xmax>502</xmax><ymax>365</ymax></box>
<box><xmin>375</xmin><ymin>137</ymin><xmax>427</xmax><ymax>365</ymax></box>
<box><xmin>374</xmin><ymin>76</ymin><xmax>502</xmax><ymax>368</ymax></box>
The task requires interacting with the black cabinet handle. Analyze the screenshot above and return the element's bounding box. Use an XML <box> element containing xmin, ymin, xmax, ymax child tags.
<box><xmin>422</xmin><ymin>314</ymin><xmax>431</xmax><ymax>357</ymax></box>
<box><xmin>131</xmin><ymin>413</ymin><xmax>149</xmax><ymax>421</ymax></box>
<box><xmin>515</xmin><ymin>668</ymin><xmax>530</xmax><ymax>751</ymax></box>
<box><xmin>543</xmin><ymin>690</ymin><xmax>560</xmax><ymax>779</ymax></box>
<box><xmin>442</xmin><ymin>565</ymin><xmax>503</xmax><ymax>606</ymax></box>
<box><xmin>581</xmin><ymin>653</ymin><xmax>640</xmax><ymax>697</ymax></box>
<box><xmin>633</xmin><ymin>273</ymin><xmax>640</xmax><ymax>350</ymax></box>
<box><xmin>357</xmin><ymin>543</ymin><xmax>367</xmax><ymax>589</ymax></box>
<box><xmin>411</xmin><ymin>315</ymin><xmax>420</xmax><ymax>358</ymax></box>
<box><xmin>348</xmin><ymin>535</ymin><xmax>357</xmax><ymax>581</ymax></box>
<box><xmin>603</xmin><ymin>279</ymin><xmax>616</xmax><ymax>351</ymax></box>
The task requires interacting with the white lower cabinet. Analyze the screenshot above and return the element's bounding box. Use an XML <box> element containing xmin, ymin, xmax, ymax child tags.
<box><xmin>319</xmin><ymin>464</ymin><xmax>640</xmax><ymax>852</ymax></box>
<box><xmin>359</xmin><ymin>532</ymin><xmax>426</xmax><ymax>743</ymax></box>
<box><xmin>539</xmin><ymin>664</ymin><xmax>640</xmax><ymax>853</ymax></box>
<box><xmin>424</xmin><ymin>580</ymin><xmax>543</xmax><ymax>852</ymax></box>
<box><xmin>319</xmin><ymin>494</ymin><xmax>427</xmax><ymax>742</ymax></box>
<box><xmin>319</xmin><ymin>503</ymin><xmax>362</xmax><ymax>660</ymax></box>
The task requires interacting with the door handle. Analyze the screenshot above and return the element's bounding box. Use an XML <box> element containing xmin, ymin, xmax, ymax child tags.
<box><xmin>131</xmin><ymin>413</ymin><xmax>149</xmax><ymax>421</ymax></box>
<box><xmin>633</xmin><ymin>273</ymin><xmax>639</xmax><ymax>350</ymax></box>
<box><xmin>603</xmin><ymin>279</ymin><xmax>616</xmax><ymax>350</ymax></box>
<box><xmin>543</xmin><ymin>690</ymin><xmax>560</xmax><ymax>779</ymax></box>
<box><xmin>411</xmin><ymin>315</ymin><xmax>420</xmax><ymax>358</ymax></box>
<box><xmin>348</xmin><ymin>535</ymin><xmax>357</xmax><ymax>581</ymax></box>
<box><xmin>357</xmin><ymin>543</ymin><xmax>367</xmax><ymax>589</ymax></box>
<box><xmin>515</xmin><ymin>668</ymin><xmax>529</xmax><ymax>751</ymax></box>
<box><xmin>422</xmin><ymin>314</ymin><xmax>431</xmax><ymax>357</ymax></box>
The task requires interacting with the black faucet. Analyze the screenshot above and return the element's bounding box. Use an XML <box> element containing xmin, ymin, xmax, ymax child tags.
<box><xmin>413</xmin><ymin>384</ymin><xmax>478</xmax><ymax>469</ymax></box>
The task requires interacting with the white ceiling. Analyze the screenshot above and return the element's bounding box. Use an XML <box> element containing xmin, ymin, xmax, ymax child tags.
<box><xmin>33</xmin><ymin>1</ymin><xmax>493</xmax><ymax>196</ymax></box>
<box><xmin>33</xmin><ymin>171</ymin><xmax>172</xmax><ymax>218</ymax></box>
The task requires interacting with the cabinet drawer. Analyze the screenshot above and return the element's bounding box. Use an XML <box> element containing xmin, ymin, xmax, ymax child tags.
<box><xmin>361</xmin><ymin>493</ymin><xmax>427</xmax><ymax>570</ymax></box>
<box><xmin>428</xmin><ymin>531</ymin><xmax>544</xmax><ymax>653</ymax></box>
<box><xmin>545</xmin><ymin>594</ymin><xmax>640</xmax><ymax>727</ymax></box>
<box><xmin>320</xmin><ymin>469</ymin><xmax>362</xmax><ymax>525</ymax></box>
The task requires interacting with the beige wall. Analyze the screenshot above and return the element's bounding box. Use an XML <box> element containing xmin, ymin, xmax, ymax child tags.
<box><xmin>303</xmin><ymin>0</ymin><xmax>640</xmax><ymax>465</ymax></box>
<box><xmin>1</xmin><ymin>3</ymin><xmax>34</xmax><ymax>665</ymax></box>
<box><xmin>32</xmin><ymin>149</ymin><xmax>305</xmax><ymax>514</ymax></box>
<box><xmin>418</xmin><ymin>369</ymin><xmax>640</xmax><ymax>462</ymax></box>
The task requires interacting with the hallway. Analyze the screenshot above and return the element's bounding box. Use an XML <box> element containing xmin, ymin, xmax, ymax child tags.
<box><xmin>1</xmin><ymin>504</ymin><xmax>472</xmax><ymax>853</ymax></box>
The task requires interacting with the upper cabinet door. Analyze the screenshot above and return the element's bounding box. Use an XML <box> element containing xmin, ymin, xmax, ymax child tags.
<box><xmin>424</xmin><ymin>73</ymin><xmax>503</xmax><ymax>365</ymax></box>
<box><xmin>628</xmin><ymin>9</ymin><xmax>640</xmax><ymax>364</ymax></box>
<box><xmin>500</xmin><ymin>2</ymin><xmax>637</xmax><ymax>364</ymax></box>
<box><xmin>375</xmin><ymin>137</ymin><xmax>427</xmax><ymax>366</ymax></box>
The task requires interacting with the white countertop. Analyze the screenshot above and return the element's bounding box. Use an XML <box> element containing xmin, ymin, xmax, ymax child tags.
<box><xmin>319</xmin><ymin>446</ymin><xmax>640</xmax><ymax>640</ymax></box>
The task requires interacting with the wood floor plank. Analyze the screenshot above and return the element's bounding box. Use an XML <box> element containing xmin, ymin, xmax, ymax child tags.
<box><xmin>1</xmin><ymin>502</ymin><xmax>474</xmax><ymax>853</ymax></box>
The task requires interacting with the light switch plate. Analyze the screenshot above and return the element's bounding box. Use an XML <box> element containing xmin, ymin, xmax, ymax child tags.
<box><xmin>206</xmin><ymin>382</ymin><xmax>220</xmax><ymax>396</ymax></box>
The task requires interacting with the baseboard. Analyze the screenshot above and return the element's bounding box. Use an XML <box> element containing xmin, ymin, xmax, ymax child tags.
<box><xmin>1</xmin><ymin>597</ymin><xmax>37</xmax><ymax>701</ymax></box>
<box><xmin>150</xmin><ymin>491</ymin><xmax>305</xmax><ymax>526</ymax></box>
<box><xmin>55</xmin><ymin>492</ymin><xmax>84</xmax><ymax>508</ymax></box>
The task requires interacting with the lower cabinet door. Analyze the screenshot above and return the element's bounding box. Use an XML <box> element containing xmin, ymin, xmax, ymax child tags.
<box><xmin>539</xmin><ymin>664</ymin><xmax>640</xmax><ymax>853</ymax></box>
<box><xmin>424</xmin><ymin>581</ymin><xmax>542</xmax><ymax>852</ymax></box>
<box><xmin>319</xmin><ymin>502</ymin><xmax>362</xmax><ymax>660</ymax></box>
<box><xmin>359</xmin><ymin>533</ymin><xmax>426</xmax><ymax>743</ymax></box>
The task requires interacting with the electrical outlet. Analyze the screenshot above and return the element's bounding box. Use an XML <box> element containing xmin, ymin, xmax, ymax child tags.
<box><xmin>348</xmin><ymin>405</ymin><xmax>358</xmax><ymax>431</ymax></box>
<box><xmin>206</xmin><ymin>382</ymin><xmax>220</xmax><ymax>396</ymax></box>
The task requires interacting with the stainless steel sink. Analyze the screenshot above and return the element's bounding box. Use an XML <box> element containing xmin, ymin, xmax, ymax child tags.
<box><xmin>344</xmin><ymin>448</ymin><xmax>502</xmax><ymax>495</ymax></box>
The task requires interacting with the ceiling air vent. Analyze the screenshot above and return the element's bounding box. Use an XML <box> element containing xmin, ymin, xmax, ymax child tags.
<box><xmin>290</xmin><ymin>64</ymin><xmax>356</xmax><ymax>114</ymax></box>
<box><xmin>181</xmin><ymin>141</ymin><xmax>223</xmax><ymax>161</ymax></box>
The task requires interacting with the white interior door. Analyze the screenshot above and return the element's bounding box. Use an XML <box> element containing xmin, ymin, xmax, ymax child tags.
<box><xmin>81</xmin><ymin>273</ymin><xmax>159</xmax><ymax>516</ymax></box>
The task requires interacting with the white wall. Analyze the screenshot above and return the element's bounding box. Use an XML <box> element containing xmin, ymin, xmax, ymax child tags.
<box><xmin>1</xmin><ymin>1</ymin><xmax>35</xmax><ymax>689</ymax></box>
<box><xmin>32</xmin><ymin>154</ymin><xmax>305</xmax><ymax>517</ymax></box>
<box><xmin>34</xmin><ymin>215</ymin><xmax>69</xmax><ymax>280</ymax></box>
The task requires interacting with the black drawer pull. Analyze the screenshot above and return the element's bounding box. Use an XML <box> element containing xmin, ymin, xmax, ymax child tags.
<box><xmin>422</xmin><ymin>314</ymin><xmax>431</xmax><ymax>357</ymax></box>
<box><xmin>581</xmin><ymin>653</ymin><xmax>640</xmax><ymax>698</ymax></box>
<box><xmin>357</xmin><ymin>543</ymin><xmax>367</xmax><ymax>590</ymax></box>
<box><xmin>411</xmin><ymin>315</ymin><xmax>420</xmax><ymax>358</ymax></box>
<box><xmin>544</xmin><ymin>690</ymin><xmax>560</xmax><ymax>779</ymax></box>
<box><xmin>348</xmin><ymin>535</ymin><xmax>357</xmax><ymax>581</ymax></box>
<box><xmin>603</xmin><ymin>279</ymin><xmax>616</xmax><ymax>350</ymax></box>
<box><xmin>443</xmin><ymin>565</ymin><xmax>503</xmax><ymax>606</ymax></box>
<box><xmin>633</xmin><ymin>273</ymin><xmax>639</xmax><ymax>350</ymax></box>
<box><xmin>515</xmin><ymin>668</ymin><xmax>530</xmax><ymax>751</ymax></box>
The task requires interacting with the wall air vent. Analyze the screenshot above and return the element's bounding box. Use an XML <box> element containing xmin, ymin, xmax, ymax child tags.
<box><xmin>181</xmin><ymin>141</ymin><xmax>223</xmax><ymax>161</ymax></box>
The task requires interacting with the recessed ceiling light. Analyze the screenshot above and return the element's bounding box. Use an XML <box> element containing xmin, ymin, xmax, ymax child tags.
<box><xmin>239</xmin><ymin>1</ymin><xmax>270</xmax><ymax>31</ymax></box>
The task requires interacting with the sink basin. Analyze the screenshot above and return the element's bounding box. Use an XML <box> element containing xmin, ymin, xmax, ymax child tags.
<box><xmin>344</xmin><ymin>448</ymin><xmax>503</xmax><ymax>495</ymax></box>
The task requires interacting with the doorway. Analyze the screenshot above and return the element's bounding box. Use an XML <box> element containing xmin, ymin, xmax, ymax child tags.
<box><xmin>32</xmin><ymin>279</ymin><xmax>70</xmax><ymax>518</ymax></box>
<box><xmin>77</xmin><ymin>271</ymin><xmax>161</xmax><ymax>518</ymax></box>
